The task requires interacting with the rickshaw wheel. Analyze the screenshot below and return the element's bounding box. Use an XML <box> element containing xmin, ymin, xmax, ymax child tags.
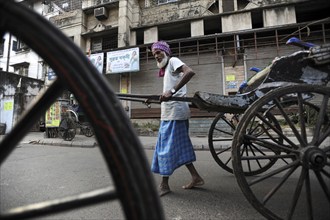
<box><xmin>58</xmin><ymin>118</ymin><xmax>77</xmax><ymax>141</ymax></box>
<box><xmin>232</xmin><ymin>85</ymin><xmax>330</xmax><ymax>220</ymax></box>
<box><xmin>0</xmin><ymin>1</ymin><xmax>164</xmax><ymax>220</ymax></box>
<box><xmin>208</xmin><ymin>112</ymin><xmax>282</xmax><ymax>176</ymax></box>
<box><xmin>81</xmin><ymin>122</ymin><xmax>94</xmax><ymax>137</ymax></box>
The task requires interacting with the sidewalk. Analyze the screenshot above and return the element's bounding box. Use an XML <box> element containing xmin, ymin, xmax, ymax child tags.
<box><xmin>0</xmin><ymin>132</ymin><xmax>211</xmax><ymax>150</ymax></box>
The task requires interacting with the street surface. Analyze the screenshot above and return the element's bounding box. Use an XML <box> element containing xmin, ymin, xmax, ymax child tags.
<box><xmin>0</xmin><ymin>143</ymin><xmax>262</xmax><ymax>220</ymax></box>
<box><xmin>1</xmin><ymin>143</ymin><xmax>328</xmax><ymax>220</ymax></box>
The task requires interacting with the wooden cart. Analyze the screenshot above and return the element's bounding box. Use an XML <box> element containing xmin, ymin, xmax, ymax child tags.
<box><xmin>117</xmin><ymin>41</ymin><xmax>330</xmax><ymax>219</ymax></box>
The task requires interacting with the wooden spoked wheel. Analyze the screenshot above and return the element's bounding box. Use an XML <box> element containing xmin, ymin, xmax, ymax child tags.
<box><xmin>208</xmin><ymin>112</ymin><xmax>282</xmax><ymax>176</ymax></box>
<box><xmin>232</xmin><ymin>85</ymin><xmax>330</xmax><ymax>220</ymax></box>
<box><xmin>0</xmin><ymin>1</ymin><xmax>164</xmax><ymax>219</ymax></box>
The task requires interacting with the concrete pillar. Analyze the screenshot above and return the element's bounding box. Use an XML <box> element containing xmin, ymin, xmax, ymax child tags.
<box><xmin>130</xmin><ymin>30</ymin><xmax>137</xmax><ymax>46</ymax></box>
<box><xmin>191</xmin><ymin>19</ymin><xmax>204</xmax><ymax>37</ymax></box>
<box><xmin>144</xmin><ymin>27</ymin><xmax>158</xmax><ymax>44</ymax></box>
<box><xmin>13</xmin><ymin>79</ymin><xmax>23</xmax><ymax>128</ymax></box>
<box><xmin>263</xmin><ymin>6</ymin><xmax>296</xmax><ymax>27</ymax></box>
<box><xmin>118</xmin><ymin>0</ymin><xmax>131</xmax><ymax>47</ymax></box>
<box><xmin>74</xmin><ymin>34</ymin><xmax>86</xmax><ymax>52</ymax></box>
<box><xmin>219</xmin><ymin>0</ymin><xmax>223</xmax><ymax>13</ymax></box>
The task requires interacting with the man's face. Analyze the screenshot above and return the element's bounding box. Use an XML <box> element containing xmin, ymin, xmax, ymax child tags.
<box><xmin>152</xmin><ymin>49</ymin><xmax>168</xmax><ymax>69</ymax></box>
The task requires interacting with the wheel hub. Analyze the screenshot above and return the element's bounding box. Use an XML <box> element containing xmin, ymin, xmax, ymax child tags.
<box><xmin>301</xmin><ymin>147</ymin><xmax>327</xmax><ymax>170</ymax></box>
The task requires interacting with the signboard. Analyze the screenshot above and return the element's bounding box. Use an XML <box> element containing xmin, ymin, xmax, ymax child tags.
<box><xmin>106</xmin><ymin>47</ymin><xmax>139</xmax><ymax>74</ymax></box>
<box><xmin>45</xmin><ymin>100</ymin><xmax>70</xmax><ymax>127</ymax></box>
<box><xmin>88</xmin><ymin>53</ymin><xmax>104</xmax><ymax>74</ymax></box>
<box><xmin>226</xmin><ymin>75</ymin><xmax>236</xmax><ymax>81</ymax></box>
<box><xmin>4</xmin><ymin>101</ymin><xmax>13</xmax><ymax>111</ymax></box>
<box><xmin>1</xmin><ymin>99</ymin><xmax>14</xmax><ymax>134</ymax></box>
<box><xmin>45</xmin><ymin>101</ymin><xmax>61</xmax><ymax>127</ymax></box>
<box><xmin>48</xmin><ymin>68</ymin><xmax>57</xmax><ymax>81</ymax></box>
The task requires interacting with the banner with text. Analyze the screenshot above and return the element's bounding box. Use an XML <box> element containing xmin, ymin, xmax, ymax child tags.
<box><xmin>106</xmin><ymin>47</ymin><xmax>139</xmax><ymax>74</ymax></box>
<box><xmin>88</xmin><ymin>53</ymin><xmax>104</xmax><ymax>74</ymax></box>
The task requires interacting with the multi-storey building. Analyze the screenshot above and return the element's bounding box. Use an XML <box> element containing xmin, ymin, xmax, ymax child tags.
<box><xmin>1</xmin><ymin>0</ymin><xmax>330</xmax><ymax>135</ymax></box>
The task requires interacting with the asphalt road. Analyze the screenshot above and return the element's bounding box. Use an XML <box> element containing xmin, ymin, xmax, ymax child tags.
<box><xmin>1</xmin><ymin>144</ymin><xmax>328</xmax><ymax>220</ymax></box>
<box><xmin>0</xmin><ymin>143</ymin><xmax>263</xmax><ymax>220</ymax></box>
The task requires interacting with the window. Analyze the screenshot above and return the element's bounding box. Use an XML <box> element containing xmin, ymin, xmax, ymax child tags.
<box><xmin>91</xmin><ymin>32</ymin><xmax>118</xmax><ymax>52</ymax></box>
<box><xmin>12</xmin><ymin>39</ymin><xmax>29</xmax><ymax>52</ymax></box>
<box><xmin>158</xmin><ymin>0</ymin><xmax>177</xmax><ymax>5</ymax></box>
<box><xmin>91</xmin><ymin>38</ymin><xmax>103</xmax><ymax>52</ymax></box>
<box><xmin>12</xmin><ymin>62</ymin><xmax>30</xmax><ymax>77</ymax></box>
<box><xmin>0</xmin><ymin>39</ymin><xmax>4</xmax><ymax>56</ymax></box>
<box><xmin>102</xmin><ymin>34</ymin><xmax>118</xmax><ymax>50</ymax></box>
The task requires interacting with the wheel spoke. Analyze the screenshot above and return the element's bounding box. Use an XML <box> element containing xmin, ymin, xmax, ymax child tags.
<box><xmin>257</xmin><ymin>123</ymin><xmax>281</xmax><ymax>144</ymax></box>
<box><xmin>304</xmin><ymin>170</ymin><xmax>313</xmax><ymax>220</ymax></box>
<box><xmin>224</xmin><ymin>156</ymin><xmax>232</xmax><ymax>166</ymax></box>
<box><xmin>241</xmin><ymin>153</ymin><xmax>295</xmax><ymax>161</ymax></box>
<box><xmin>216</xmin><ymin>146</ymin><xmax>232</xmax><ymax>155</ymax></box>
<box><xmin>212</xmin><ymin>138</ymin><xmax>233</xmax><ymax>142</ymax></box>
<box><xmin>287</xmin><ymin>167</ymin><xmax>307</xmax><ymax>220</ymax></box>
<box><xmin>249</xmin><ymin>160</ymin><xmax>300</xmax><ymax>186</ymax></box>
<box><xmin>247</xmin><ymin>144</ymin><xmax>263</xmax><ymax>169</ymax></box>
<box><xmin>274</xmin><ymin>97</ymin><xmax>306</xmax><ymax>147</ymax></box>
<box><xmin>213</xmin><ymin>127</ymin><xmax>234</xmax><ymax>136</ymax></box>
<box><xmin>316</xmin><ymin>125</ymin><xmax>330</xmax><ymax>147</ymax></box>
<box><xmin>320</xmin><ymin>168</ymin><xmax>330</xmax><ymax>178</ymax></box>
<box><xmin>244</xmin><ymin>134</ymin><xmax>299</xmax><ymax>153</ymax></box>
<box><xmin>313</xmin><ymin>170</ymin><xmax>330</xmax><ymax>202</ymax></box>
<box><xmin>297</xmin><ymin>93</ymin><xmax>308</xmax><ymax>144</ymax></box>
<box><xmin>262</xmin><ymin>163</ymin><xmax>299</xmax><ymax>205</ymax></box>
<box><xmin>243</xmin><ymin>144</ymin><xmax>252</xmax><ymax>172</ymax></box>
<box><xmin>0</xmin><ymin>187</ymin><xmax>117</xmax><ymax>220</ymax></box>
<box><xmin>255</xmin><ymin>112</ymin><xmax>298</xmax><ymax>149</ymax></box>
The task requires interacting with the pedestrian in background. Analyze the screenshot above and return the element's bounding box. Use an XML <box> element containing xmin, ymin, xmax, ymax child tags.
<box><xmin>150</xmin><ymin>41</ymin><xmax>204</xmax><ymax>197</ymax></box>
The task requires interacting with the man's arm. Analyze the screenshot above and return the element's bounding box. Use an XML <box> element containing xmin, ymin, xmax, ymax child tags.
<box><xmin>160</xmin><ymin>64</ymin><xmax>195</xmax><ymax>101</ymax></box>
<box><xmin>172</xmin><ymin>64</ymin><xmax>195</xmax><ymax>92</ymax></box>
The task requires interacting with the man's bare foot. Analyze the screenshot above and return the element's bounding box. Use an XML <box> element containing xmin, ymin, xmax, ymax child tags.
<box><xmin>159</xmin><ymin>184</ymin><xmax>171</xmax><ymax>197</ymax></box>
<box><xmin>182</xmin><ymin>178</ymin><xmax>204</xmax><ymax>189</ymax></box>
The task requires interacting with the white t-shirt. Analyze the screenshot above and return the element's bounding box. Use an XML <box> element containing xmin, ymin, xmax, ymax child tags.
<box><xmin>161</xmin><ymin>57</ymin><xmax>190</xmax><ymax>120</ymax></box>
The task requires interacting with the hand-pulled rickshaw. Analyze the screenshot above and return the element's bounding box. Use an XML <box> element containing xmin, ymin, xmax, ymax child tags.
<box><xmin>0</xmin><ymin>1</ymin><xmax>329</xmax><ymax>219</ymax></box>
<box><xmin>58</xmin><ymin>103</ymin><xmax>94</xmax><ymax>141</ymax></box>
<box><xmin>117</xmin><ymin>38</ymin><xmax>330</xmax><ymax>219</ymax></box>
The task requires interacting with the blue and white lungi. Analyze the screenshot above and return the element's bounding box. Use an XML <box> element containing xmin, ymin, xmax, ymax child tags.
<box><xmin>151</xmin><ymin>120</ymin><xmax>196</xmax><ymax>176</ymax></box>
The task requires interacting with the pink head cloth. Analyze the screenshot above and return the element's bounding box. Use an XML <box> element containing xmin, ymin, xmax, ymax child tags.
<box><xmin>151</xmin><ymin>41</ymin><xmax>171</xmax><ymax>77</ymax></box>
<box><xmin>151</xmin><ymin>41</ymin><xmax>171</xmax><ymax>55</ymax></box>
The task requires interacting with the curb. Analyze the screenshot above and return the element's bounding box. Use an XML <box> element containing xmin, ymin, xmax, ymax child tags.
<box><xmin>1</xmin><ymin>133</ymin><xmax>211</xmax><ymax>150</ymax></box>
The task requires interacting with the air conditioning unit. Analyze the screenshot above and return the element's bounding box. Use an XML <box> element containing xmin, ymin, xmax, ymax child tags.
<box><xmin>94</xmin><ymin>7</ymin><xmax>108</xmax><ymax>20</ymax></box>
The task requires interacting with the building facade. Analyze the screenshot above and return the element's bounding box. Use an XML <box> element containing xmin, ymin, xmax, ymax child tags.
<box><xmin>1</xmin><ymin>0</ymin><xmax>329</xmax><ymax>135</ymax></box>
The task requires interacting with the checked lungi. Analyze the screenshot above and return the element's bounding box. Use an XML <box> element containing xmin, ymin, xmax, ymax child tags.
<box><xmin>151</xmin><ymin>120</ymin><xmax>196</xmax><ymax>176</ymax></box>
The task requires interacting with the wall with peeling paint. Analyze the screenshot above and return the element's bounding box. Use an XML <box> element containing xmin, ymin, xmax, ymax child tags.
<box><xmin>0</xmin><ymin>71</ymin><xmax>44</xmax><ymax>133</ymax></box>
<box><xmin>140</xmin><ymin>0</ymin><xmax>214</xmax><ymax>27</ymax></box>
